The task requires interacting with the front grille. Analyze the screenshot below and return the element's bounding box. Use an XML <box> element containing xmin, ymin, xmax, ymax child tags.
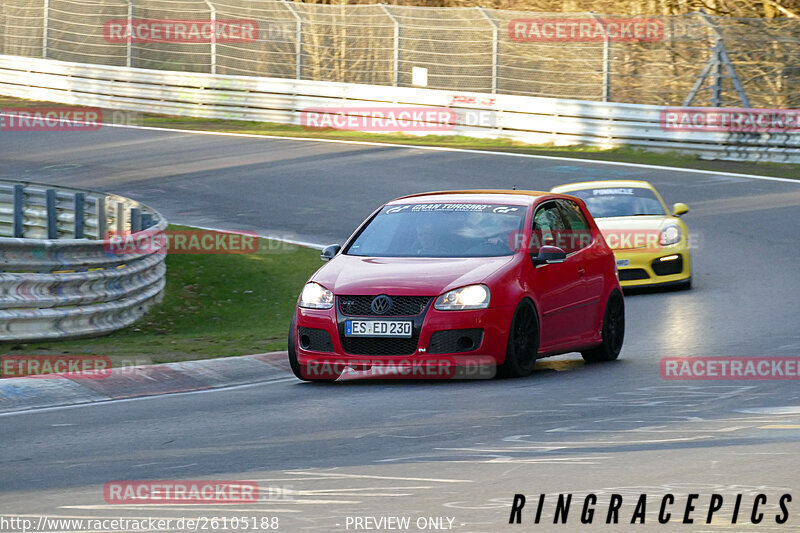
<box><xmin>428</xmin><ymin>329</ymin><xmax>483</xmax><ymax>354</ymax></box>
<box><xmin>338</xmin><ymin>295</ymin><xmax>432</xmax><ymax>317</ymax></box>
<box><xmin>298</xmin><ymin>327</ymin><xmax>334</xmax><ymax>353</ymax></box>
<box><xmin>618</xmin><ymin>268</ymin><xmax>650</xmax><ymax>281</ymax></box>
<box><xmin>341</xmin><ymin>336</ymin><xmax>419</xmax><ymax>356</ymax></box>
<box><xmin>652</xmin><ymin>255</ymin><xmax>684</xmax><ymax>276</ymax></box>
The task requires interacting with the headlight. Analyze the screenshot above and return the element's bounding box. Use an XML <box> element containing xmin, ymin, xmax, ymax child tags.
<box><xmin>434</xmin><ymin>284</ymin><xmax>490</xmax><ymax>311</ymax></box>
<box><xmin>660</xmin><ymin>225</ymin><xmax>681</xmax><ymax>246</ymax></box>
<box><xmin>299</xmin><ymin>282</ymin><xmax>334</xmax><ymax>309</ymax></box>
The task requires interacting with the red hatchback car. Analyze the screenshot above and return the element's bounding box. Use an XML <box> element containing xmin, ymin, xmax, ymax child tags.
<box><xmin>289</xmin><ymin>190</ymin><xmax>624</xmax><ymax>381</ymax></box>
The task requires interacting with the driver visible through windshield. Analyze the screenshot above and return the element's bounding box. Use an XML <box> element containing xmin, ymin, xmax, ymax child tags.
<box><xmin>568</xmin><ymin>187</ymin><xmax>666</xmax><ymax>218</ymax></box>
<box><xmin>346</xmin><ymin>203</ymin><xmax>526</xmax><ymax>258</ymax></box>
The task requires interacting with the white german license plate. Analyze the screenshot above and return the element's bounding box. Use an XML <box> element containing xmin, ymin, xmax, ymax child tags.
<box><xmin>345</xmin><ymin>320</ymin><xmax>412</xmax><ymax>338</ymax></box>
<box><xmin>616</xmin><ymin>259</ymin><xmax>630</xmax><ymax>267</ymax></box>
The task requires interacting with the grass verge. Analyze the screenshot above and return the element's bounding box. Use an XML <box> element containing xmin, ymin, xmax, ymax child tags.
<box><xmin>3</xmin><ymin>226</ymin><xmax>321</xmax><ymax>366</ymax></box>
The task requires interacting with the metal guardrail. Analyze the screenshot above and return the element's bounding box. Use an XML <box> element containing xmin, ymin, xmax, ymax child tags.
<box><xmin>0</xmin><ymin>55</ymin><xmax>798</xmax><ymax>163</ymax></box>
<box><xmin>0</xmin><ymin>179</ymin><xmax>167</xmax><ymax>342</ymax></box>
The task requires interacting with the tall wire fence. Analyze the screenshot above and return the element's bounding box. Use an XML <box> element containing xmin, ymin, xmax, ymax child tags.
<box><xmin>0</xmin><ymin>0</ymin><xmax>798</xmax><ymax>108</ymax></box>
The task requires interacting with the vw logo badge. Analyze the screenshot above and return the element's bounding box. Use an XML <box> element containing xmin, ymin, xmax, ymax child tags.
<box><xmin>371</xmin><ymin>295</ymin><xmax>393</xmax><ymax>315</ymax></box>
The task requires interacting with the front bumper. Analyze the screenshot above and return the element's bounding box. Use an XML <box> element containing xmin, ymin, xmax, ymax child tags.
<box><xmin>295</xmin><ymin>303</ymin><xmax>514</xmax><ymax>379</ymax></box>
<box><xmin>614</xmin><ymin>244</ymin><xmax>691</xmax><ymax>288</ymax></box>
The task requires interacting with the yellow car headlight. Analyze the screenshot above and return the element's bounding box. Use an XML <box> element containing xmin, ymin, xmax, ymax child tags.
<box><xmin>660</xmin><ymin>225</ymin><xmax>681</xmax><ymax>246</ymax></box>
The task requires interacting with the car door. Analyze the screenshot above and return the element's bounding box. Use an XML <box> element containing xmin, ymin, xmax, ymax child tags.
<box><xmin>529</xmin><ymin>201</ymin><xmax>586</xmax><ymax>349</ymax></box>
<box><xmin>556</xmin><ymin>199</ymin><xmax>604</xmax><ymax>340</ymax></box>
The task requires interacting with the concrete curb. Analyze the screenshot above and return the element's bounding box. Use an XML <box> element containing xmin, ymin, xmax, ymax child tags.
<box><xmin>0</xmin><ymin>351</ymin><xmax>291</xmax><ymax>414</ymax></box>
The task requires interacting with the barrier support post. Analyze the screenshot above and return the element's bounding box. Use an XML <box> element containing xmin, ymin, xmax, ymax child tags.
<box><xmin>13</xmin><ymin>184</ymin><xmax>24</xmax><ymax>238</ymax></box>
<box><xmin>96</xmin><ymin>197</ymin><xmax>106</xmax><ymax>240</ymax></box>
<box><xmin>74</xmin><ymin>192</ymin><xmax>85</xmax><ymax>239</ymax></box>
<box><xmin>130</xmin><ymin>208</ymin><xmax>142</xmax><ymax>233</ymax></box>
<box><xmin>46</xmin><ymin>189</ymin><xmax>58</xmax><ymax>239</ymax></box>
<box><xmin>115</xmin><ymin>202</ymin><xmax>125</xmax><ymax>234</ymax></box>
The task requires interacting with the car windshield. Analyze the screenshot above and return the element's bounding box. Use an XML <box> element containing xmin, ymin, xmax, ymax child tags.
<box><xmin>567</xmin><ymin>187</ymin><xmax>666</xmax><ymax>218</ymax></box>
<box><xmin>346</xmin><ymin>203</ymin><xmax>527</xmax><ymax>257</ymax></box>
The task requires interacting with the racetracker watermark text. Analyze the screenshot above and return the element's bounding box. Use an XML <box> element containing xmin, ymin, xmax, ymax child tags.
<box><xmin>104</xmin><ymin>19</ymin><xmax>258</xmax><ymax>43</ymax></box>
<box><xmin>0</xmin><ymin>355</ymin><xmax>111</xmax><ymax>379</ymax></box>
<box><xmin>303</xmin><ymin>357</ymin><xmax>496</xmax><ymax>380</ymax></box>
<box><xmin>660</xmin><ymin>108</ymin><xmax>800</xmax><ymax>132</ymax></box>
<box><xmin>301</xmin><ymin>107</ymin><xmax>457</xmax><ymax>132</ymax></box>
<box><xmin>507</xmin><ymin>229</ymin><xmax>692</xmax><ymax>253</ymax></box>
<box><xmin>300</xmin><ymin>106</ymin><xmax>498</xmax><ymax>131</ymax></box>
<box><xmin>509</xmin><ymin>18</ymin><xmax>664</xmax><ymax>42</ymax></box>
<box><xmin>103</xmin><ymin>481</ymin><xmax>259</xmax><ymax>504</ymax></box>
<box><xmin>105</xmin><ymin>230</ymin><xmax>259</xmax><ymax>255</ymax></box>
<box><xmin>0</xmin><ymin>108</ymin><xmax>142</xmax><ymax>131</ymax></box>
<box><xmin>661</xmin><ymin>357</ymin><xmax>800</xmax><ymax>380</ymax></box>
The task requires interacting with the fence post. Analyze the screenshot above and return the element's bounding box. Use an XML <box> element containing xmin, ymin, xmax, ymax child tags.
<box><xmin>478</xmin><ymin>8</ymin><xmax>499</xmax><ymax>94</ymax></box>
<box><xmin>601</xmin><ymin>32</ymin><xmax>611</xmax><ymax>102</ymax></box>
<box><xmin>685</xmin><ymin>11</ymin><xmax>751</xmax><ymax>108</ymax></box>
<box><xmin>590</xmin><ymin>13</ymin><xmax>611</xmax><ymax>102</ymax></box>
<box><xmin>46</xmin><ymin>189</ymin><xmax>58</xmax><ymax>239</ymax></box>
<box><xmin>74</xmin><ymin>192</ymin><xmax>85</xmax><ymax>239</ymax></box>
<box><xmin>204</xmin><ymin>0</ymin><xmax>216</xmax><ymax>74</ymax></box>
<box><xmin>13</xmin><ymin>184</ymin><xmax>24</xmax><ymax>238</ymax></box>
<box><xmin>380</xmin><ymin>4</ymin><xmax>400</xmax><ymax>87</ymax></box>
<box><xmin>42</xmin><ymin>0</ymin><xmax>49</xmax><ymax>59</ymax></box>
<box><xmin>126</xmin><ymin>0</ymin><xmax>133</xmax><ymax>68</ymax></box>
<box><xmin>711</xmin><ymin>43</ymin><xmax>723</xmax><ymax>107</ymax></box>
<box><xmin>683</xmin><ymin>58</ymin><xmax>714</xmax><ymax>106</ymax></box>
<box><xmin>282</xmin><ymin>0</ymin><xmax>302</xmax><ymax>80</ymax></box>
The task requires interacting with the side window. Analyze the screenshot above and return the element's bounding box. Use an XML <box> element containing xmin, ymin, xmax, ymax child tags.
<box><xmin>558</xmin><ymin>199</ymin><xmax>593</xmax><ymax>252</ymax></box>
<box><xmin>531</xmin><ymin>202</ymin><xmax>567</xmax><ymax>254</ymax></box>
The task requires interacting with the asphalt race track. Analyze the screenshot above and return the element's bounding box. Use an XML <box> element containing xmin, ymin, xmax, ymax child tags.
<box><xmin>1</xmin><ymin>127</ymin><xmax>800</xmax><ymax>532</ymax></box>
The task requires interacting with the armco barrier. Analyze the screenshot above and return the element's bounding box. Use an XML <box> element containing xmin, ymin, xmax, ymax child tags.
<box><xmin>0</xmin><ymin>179</ymin><xmax>167</xmax><ymax>342</ymax></box>
<box><xmin>0</xmin><ymin>55</ymin><xmax>798</xmax><ymax>163</ymax></box>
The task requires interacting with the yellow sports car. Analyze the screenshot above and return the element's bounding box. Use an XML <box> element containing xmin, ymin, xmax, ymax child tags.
<box><xmin>551</xmin><ymin>180</ymin><xmax>692</xmax><ymax>289</ymax></box>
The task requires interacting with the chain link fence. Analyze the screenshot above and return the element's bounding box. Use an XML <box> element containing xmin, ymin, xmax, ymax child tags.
<box><xmin>1</xmin><ymin>0</ymin><xmax>798</xmax><ymax>108</ymax></box>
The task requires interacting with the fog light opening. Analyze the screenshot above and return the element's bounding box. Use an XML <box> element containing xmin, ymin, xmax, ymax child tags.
<box><xmin>299</xmin><ymin>335</ymin><xmax>311</xmax><ymax>350</ymax></box>
<box><xmin>457</xmin><ymin>336</ymin><xmax>475</xmax><ymax>351</ymax></box>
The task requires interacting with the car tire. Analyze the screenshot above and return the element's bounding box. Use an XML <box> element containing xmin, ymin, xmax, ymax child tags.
<box><xmin>288</xmin><ymin>316</ymin><xmax>340</xmax><ymax>382</ymax></box>
<box><xmin>582</xmin><ymin>290</ymin><xmax>625</xmax><ymax>363</ymax></box>
<box><xmin>498</xmin><ymin>299</ymin><xmax>539</xmax><ymax>378</ymax></box>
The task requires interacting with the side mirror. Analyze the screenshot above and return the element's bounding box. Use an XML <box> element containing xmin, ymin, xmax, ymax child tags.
<box><xmin>531</xmin><ymin>245</ymin><xmax>567</xmax><ymax>265</ymax></box>
<box><xmin>673</xmin><ymin>202</ymin><xmax>689</xmax><ymax>216</ymax></box>
<box><xmin>320</xmin><ymin>244</ymin><xmax>341</xmax><ymax>261</ymax></box>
